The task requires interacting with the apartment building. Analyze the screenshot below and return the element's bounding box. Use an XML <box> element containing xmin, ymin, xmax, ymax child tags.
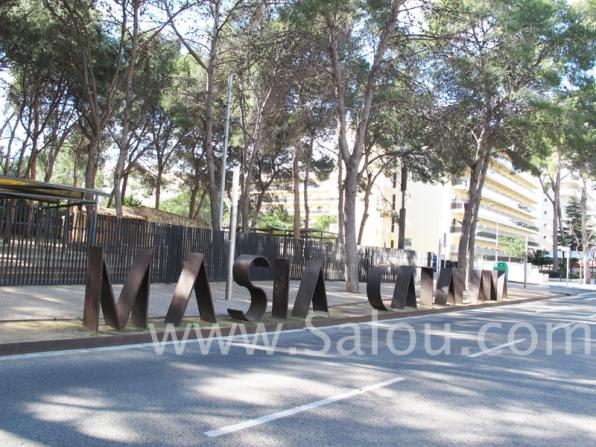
<box><xmin>260</xmin><ymin>156</ymin><xmax>557</xmax><ymax>262</ymax></box>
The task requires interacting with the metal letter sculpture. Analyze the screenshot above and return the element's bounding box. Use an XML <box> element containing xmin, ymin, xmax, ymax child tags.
<box><xmin>468</xmin><ymin>269</ymin><xmax>491</xmax><ymax>303</ymax></box>
<box><xmin>228</xmin><ymin>255</ymin><xmax>270</xmax><ymax>321</ymax></box>
<box><xmin>83</xmin><ymin>246</ymin><xmax>152</xmax><ymax>331</ymax></box>
<box><xmin>366</xmin><ymin>265</ymin><xmax>391</xmax><ymax>310</ymax></box>
<box><xmin>435</xmin><ymin>267</ymin><xmax>464</xmax><ymax>305</ymax></box>
<box><xmin>164</xmin><ymin>253</ymin><xmax>217</xmax><ymax>325</ymax></box>
<box><xmin>272</xmin><ymin>258</ymin><xmax>290</xmax><ymax>319</ymax></box>
<box><xmin>481</xmin><ymin>270</ymin><xmax>496</xmax><ymax>300</ymax></box>
<box><xmin>291</xmin><ymin>261</ymin><xmax>329</xmax><ymax>318</ymax></box>
<box><xmin>419</xmin><ymin>267</ymin><xmax>434</xmax><ymax>308</ymax></box>
<box><xmin>491</xmin><ymin>270</ymin><xmax>508</xmax><ymax>300</ymax></box>
<box><xmin>391</xmin><ymin>266</ymin><xmax>417</xmax><ymax>309</ymax></box>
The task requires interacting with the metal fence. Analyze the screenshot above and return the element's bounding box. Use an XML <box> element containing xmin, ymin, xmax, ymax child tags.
<box><xmin>0</xmin><ymin>201</ymin><xmax>431</xmax><ymax>286</ymax></box>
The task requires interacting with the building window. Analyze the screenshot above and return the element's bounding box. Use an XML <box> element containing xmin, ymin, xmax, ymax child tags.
<box><xmin>392</xmin><ymin>194</ymin><xmax>396</xmax><ymax>210</ymax></box>
<box><xmin>392</xmin><ymin>173</ymin><xmax>397</xmax><ymax>189</ymax></box>
<box><xmin>390</xmin><ymin>240</ymin><xmax>394</xmax><ymax>248</ymax></box>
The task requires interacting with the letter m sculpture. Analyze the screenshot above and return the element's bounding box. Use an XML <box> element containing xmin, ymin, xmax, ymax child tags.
<box><xmin>83</xmin><ymin>246</ymin><xmax>152</xmax><ymax>332</ymax></box>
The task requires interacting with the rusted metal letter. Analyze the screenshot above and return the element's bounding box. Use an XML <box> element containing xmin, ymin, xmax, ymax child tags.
<box><xmin>435</xmin><ymin>267</ymin><xmax>464</xmax><ymax>305</ymax></box>
<box><xmin>83</xmin><ymin>246</ymin><xmax>152</xmax><ymax>331</ymax></box>
<box><xmin>291</xmin><ymin>261</ymin><xmax>328</xmax><ymax>318</ymax></box>
<box><xmin>227</xmin><ymin>255</ymin><xmax>270</xmax><ymax>321</ymax></box>
<box><xmin>366</xmin><ymin>265</ymin><xmax>391</xmax><ymax>311</ymax></box>
<box><xmin>391</xmin><ymin>266</ymin><xmax>417</xmax><ymax>309</ymax></box>
<box><xmin>491</xmin><ymin>270</ymin><xmax>508</xmax><ymax>300</ymax></box>
<box><xmin>419</xmin><ymin>267</ymin><xmax>434</xmax><ymax>308</ymax></box>
<box><xmin>164</xmin><ymin>253</ymin><xmax>217</xmax><ymax>326</ymax></box>
<box><xmin>272</xmin><ymin>258</ymin><xmax>290</xmax><ymax>319</ymax></box>
<box><xmin>469</xmin><ymin>269</ymin><xmax>493</xmax><ymax>303</ymax></box>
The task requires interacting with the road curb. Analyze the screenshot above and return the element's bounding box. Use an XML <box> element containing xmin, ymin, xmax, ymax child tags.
<box><xmin>0</xmin><ymin>292</ymin><xmax>568</xmax><ymax>357</ymax></box>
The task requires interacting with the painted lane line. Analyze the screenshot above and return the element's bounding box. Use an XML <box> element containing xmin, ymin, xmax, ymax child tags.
<box><xmin>467</xmin><ymin>338</ymin><xmax>526</xmax><ymax>358</ymax></box>
<box><xmin>204</xmin><ymin>376</ymin><xmax>405</xmax><ymax>437</ymax></box>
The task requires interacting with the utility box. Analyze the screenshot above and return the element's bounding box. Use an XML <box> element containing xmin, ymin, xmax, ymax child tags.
<box><xmin>493</xmin><ymin>261</ymin><xmax>508</xmax><ymax>281</ymax></box>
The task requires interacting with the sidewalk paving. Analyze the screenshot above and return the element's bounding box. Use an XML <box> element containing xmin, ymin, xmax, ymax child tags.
<box><xmin>0</xmin><ymin>281</ymin><xmax>564</xmax><ymax>346</ymax></box>
<box><xmin>0</xmin><ymin>280</ymin><xmax>376</xmax><ymax>322</ymax></box>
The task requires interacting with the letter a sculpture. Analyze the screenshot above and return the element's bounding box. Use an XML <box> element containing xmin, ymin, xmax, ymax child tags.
<box><xmin>291</xmin><ymin>261</ymin><xmax>329</xmax><ymax>318</ymax></box>
<box><xmin>391</xmin><ymin>266</ymin><xmax>417</xmax><ymax>309</ymax></box>
<box><xmin>83</xmin><ymin>246</ymin><xmax>152</xmax><ymax>331</ymax></box>
<box><xmin>434</xmin><ymin>267</ymin><xmax>464</xmax><ymax>305</ymax></box>
<box><xmin>164</xmin><ymin>253</ymin><xmax>217</xmax><ymax>325</ymax></box>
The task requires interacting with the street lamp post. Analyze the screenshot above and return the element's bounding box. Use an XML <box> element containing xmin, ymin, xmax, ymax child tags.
<box><xmin>218</xmin><ymin>74</ymin><xmax>233</xmax><ymax>231</ymax></box>
<box><xmin>495</xmin><ymin>218</ymin><xmax>499</xmax><ymax>262</ymax></box>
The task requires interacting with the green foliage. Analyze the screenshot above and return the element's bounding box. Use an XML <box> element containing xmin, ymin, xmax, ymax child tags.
<box><xmin>123</xmin><ymin>195</ymin><xmax>142</xmax><ymax>207</ymax></box>
<box><xmin>255</xmin><ymin>207</ymin><xmax>293</xmax><ymax>229</ymax></box>
<box><xmin>312</xmin><ymin>214</ymin><xmax>337</xmax><ymax>232</ymax></box>
<box><xmin>527</xmin><ymin>249</ymin><xmax>552</xmax><ymax>267</ymax></box>
<box><xmin>160</xmin><ymin>192</ymin><xmax>191</xmax><ymax>217</ymax></box>
<box><xmin>562</xmin><ymin>196</ymin><xmax>583</xmax><ymax>250</ymax></box>
<box><xmin>499</xmin><ymin>235</ymin><xmax>526</xmax><ymax>260</ymax></box>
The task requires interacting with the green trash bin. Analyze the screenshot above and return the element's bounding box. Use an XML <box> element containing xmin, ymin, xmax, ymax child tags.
<box><xmin>493</xmin><ymin>261</ymin><xmax>508</xmax><ymax>282</ymax></box>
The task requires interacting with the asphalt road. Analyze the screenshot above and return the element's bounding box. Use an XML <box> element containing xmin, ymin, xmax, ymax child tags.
<box><xmin>0</xmin><ymin>291</ymin><xmax>595</xmax><ymax>446</ymax></box>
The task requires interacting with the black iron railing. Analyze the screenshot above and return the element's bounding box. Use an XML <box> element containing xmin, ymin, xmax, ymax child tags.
<box><xmin>0</xmin><ymin>202</ymin><xmax>430</xmax><ymax>286</ymax></box>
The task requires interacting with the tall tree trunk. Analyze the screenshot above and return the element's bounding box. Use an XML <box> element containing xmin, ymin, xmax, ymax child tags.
<box><xmin>325</xmin><ymin>0</ymin><xmax>402</xmax><ymax>292</ymax></box>
<box><xmin>337</xmin><ymin>150</ymin><xmax>344</xmax><ymax>245</ymax></box>
<box><xmin>357</xmin><ymin>166</ymin><xmax>383</xmax><ymax>246</ymax></box>
<box><xmin>155</xmin><ymin>167</ymin><xmax>163</xmax><ymax>210</ymax></box>
<box><xmin>113</xmin><ymin>1</ymin><xmax>140</xmax><ymax>218</ymax></box>
<box><xmin>343</xmin><ymin>160</ymin><xmax>360</xmax><ymax>290</ymax></box>
<box><xmin>85</xmin><ymin>133</ymin><xmax>101</xmax><ymax>190</ymax></box>
<box><xmin>239</xmin><ymin>85</ymin><xmax>270</xmax><ymax>234</ymax></box>
<box><xmin>292</xmin><ymin>141</ymin><xmax>302</xmax><ymax>238</ymax></box>
<box><xmin>121</xmin><ymin>171</ymin><xmax>130</xmax><ymax>204</ymax></box>
<box><xmin>195</xmin><ymin>188</ymin><xmax>208</xmax><ymax>221</ymax></box>
<box><xmin>357</xmin><ymin>181</ymin><xmax>372</xmax><ymax>246</ymax></box>
<box><xmin>397</xmin><ymin>163</ymin><xmax>407</xmax><ymax>249</ymax></box>
<box><xmin>188</xmin><ymin>187</ymin><xmax>198</xmax><ymax>219</ymax></box>
<box><xmin>204</xmin><ymin>2</ymin><xmax>221</xmax><ymax>230</ymax></box>
<box><xmin>3</xmin><ymin>119</ymin><xmax>17</xmax><ymax>175</ymax></box>
<box><xmin>72</xmin><ymin>137</ymin><xmax>83</xmax><ymax>187</ymax></box>
<box><xmin>465</xmin><ymin>153</ymin><xmax>491</xmax><ymax>282</ymax></box>
<box><xmin>303</xmin><ymin>137</ymin><xmax>313</xmax><ymax>231</ymax></box>
<box><xmin>552</xmin><ymin>167</ymin><xmax>561</xmax><ymax>269</ymax></box>
<box><xmin>580</xmin><ymin>174</ymin><xmax>589</xmax><ymax>284</ymax></box>
<box><xmin>457</xmin><ymin>141</ymin><xmax>491</xmax><ymax>282</ymax></box>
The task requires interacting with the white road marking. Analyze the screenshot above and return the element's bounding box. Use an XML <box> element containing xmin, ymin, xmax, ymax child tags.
<box><xmin>204</xmin><ymin>376</ymin><xmax>406</xmax><ymax>437</ymax></box>
<box><xmin>468</xmin><ymin>338</ymin><xmax>526</xmax><ymax>358</ymax></box>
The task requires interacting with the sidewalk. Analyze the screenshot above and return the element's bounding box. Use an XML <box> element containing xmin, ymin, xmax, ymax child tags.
<box><xmin>0</xmin><ymin>282</ymin><xmax>565</xmax><ymax>347</ymax></box>
<box><xmin>0</xmin><ymin>280</ymin><xmax>376</xmax><ymax>322</ymax></box>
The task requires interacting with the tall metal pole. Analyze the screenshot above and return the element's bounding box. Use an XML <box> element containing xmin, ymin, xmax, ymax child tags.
<box><xmin>218</xmin><ymin>74</ymin><xmax>233</xmax><ymax>230</ymax></box>
<box><xmin>495</xmin><ymin>219</ymin><xmax>499</xmax><ymax>262</ymax></box>
<box><xmin>437</xmin><ymin>238</ymin><xmax>442</xmax><ymax>276</ymax></box>
<box><xmin>523</xmin><ymin>235</ymin><xmax>528</xmax><ymax>288</ymax></box>
<box><xmin>225</xmin><ymin>166</ymin><xmax>240</xmax><ymax>301</ymax></box>
<box><xmin>566</xmin><ymin>247</ymin><xmax>570</xmax><ymax>287</ymax></box>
